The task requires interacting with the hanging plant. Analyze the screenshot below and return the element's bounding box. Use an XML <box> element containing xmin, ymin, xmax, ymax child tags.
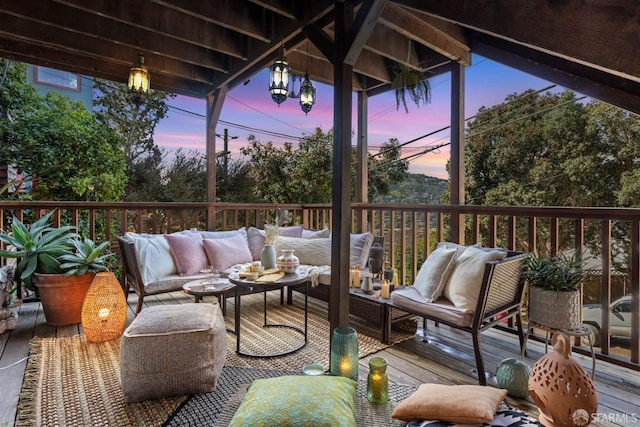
<box><xmin>391</xmin><ymin>63</ymin><xmax>431</xmax><ymax>114</ymax></box>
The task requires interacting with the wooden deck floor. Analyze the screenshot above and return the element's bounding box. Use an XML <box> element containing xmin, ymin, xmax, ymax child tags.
<box><xmin>1</xmin><ymin>290</ymin><xmax>638</xmax><ymax>427</ymax></box>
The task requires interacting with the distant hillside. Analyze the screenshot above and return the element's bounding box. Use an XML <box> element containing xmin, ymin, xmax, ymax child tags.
<box><xmin>373</xmin><ymin>173</ymin><xmax>447</xmax><ymax>204</ymax></box>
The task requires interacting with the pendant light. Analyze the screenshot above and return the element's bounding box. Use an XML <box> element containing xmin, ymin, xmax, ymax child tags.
<box><xmin>269</xmin><ymin>44</ymin><xmax>290</xmax><ymax>105</ymax></box>
<box><xmin>299</xmin><ymin>41</ymin><xmax>316</xmax><ymax>114</ymax></box>
<box><xmin>128</xmin><ymin>52</ymin><xmax>150</xmax><ymax>105</ymax></box>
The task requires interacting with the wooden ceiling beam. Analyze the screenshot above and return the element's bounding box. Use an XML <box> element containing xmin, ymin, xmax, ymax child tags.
<box><xmin>0</xmin><ymin>39</ymin><xmax>212</xmax><ymax>98</ymax></box>
<box><xmin>248</xmin><ymin>0</ymin><xmax>298</xmax><ymax>20</ymax></box>
<box><xmin>344</xmin><ymin>0</ymin><xmax>388</xmax><ymax>66</ymax></box>
<box><xmin>395</xmin><ymin>0</ymin><xmax>640</xmax><ymax>84</ymax></box>
<box><xmin>0</xmin><ymin>15</ymin><xmax>216</xmax><ymax>85</ymax></box>
<box><xmin>2</xmin><ymin>2</ymin><xmax>227</xmax><ymax>73</ymax></box>
<box><xmin>381</xmin><ymin>3</ymin><xmax>470</xmax><ymax>66</ymax></box>
<box><xmin>151</xmin><ymin>0</ymin><xmax>271</xmax><ymax>42</ymax></box>
<box><xmin>55</xmin><ymin>0</ymin><xmax>246</xmax><ymax>60</ymax></box>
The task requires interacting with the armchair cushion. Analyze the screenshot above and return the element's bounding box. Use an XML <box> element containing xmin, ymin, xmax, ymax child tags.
<box><xmin>443</xmin><ymin>246</ymin><xmax>507</xmax><ymax>313</ymax></box>
<box><xmin>412</xmin><ymin>246</ymin><xmax>457</xmax><ymax>302</ymax></box>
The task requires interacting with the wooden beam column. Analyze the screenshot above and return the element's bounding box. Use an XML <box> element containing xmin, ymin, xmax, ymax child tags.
<box><xmin>330</xmin><ymin>0</ymin><xmax>355</xmax><ymax>332</ymax></box>
<box><xmin>206</xmin><ymin>86</ymin><xmax>228</xmax><ymax>230</ymax></box>
<box><xmin>449</xmin><ymin>62</ymin><xmax>465</xmax><ymax>244</ymax></box>
<box><xmin>356</xmin><ymin>89</ymin><xmax>368</xmax><ymax>231</ymax></box>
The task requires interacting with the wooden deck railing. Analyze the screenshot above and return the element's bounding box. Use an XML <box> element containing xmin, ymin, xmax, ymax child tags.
<box><xmin>1</xmin><ymin>200</ymin><xmax>638</xmax><ymax>370</ymax></box>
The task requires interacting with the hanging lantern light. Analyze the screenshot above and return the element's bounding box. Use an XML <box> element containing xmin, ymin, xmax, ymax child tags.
<box><xmin>299</xmin><ymin>73</ymin><xmax>316</xmax><ymax>114</ymax></box>
<box><xmin>128</xmin><ymin>52</ymin><xmax>150</xmax><ymax>105</ymax></box>
<box><xmin>81</xmin><ymin>272</ymin><xmax>127</xmax><ymax>343</ymax></box>
<box><xmin>269</xmin><ymin>45</ymin><xmax>289</xmax><ymax>105</ymax></box>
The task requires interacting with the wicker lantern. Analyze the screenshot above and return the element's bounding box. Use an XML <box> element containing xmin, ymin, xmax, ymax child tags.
<box><xmin>81</xmin><ymin>272</ymin><xmax>127</xmax><ymax>343</ymax></box>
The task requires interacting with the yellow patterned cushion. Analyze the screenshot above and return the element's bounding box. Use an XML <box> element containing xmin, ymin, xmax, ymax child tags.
<box><xmin>229</xmin><ymin>375</ymin><xmax>357</xmax><ymax>427</ymax></box>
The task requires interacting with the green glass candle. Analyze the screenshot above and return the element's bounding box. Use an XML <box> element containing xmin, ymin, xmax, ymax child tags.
<box><xmin>367</xmin><ymin>356</ymin><xmax>388</xmax><ymax>404</ymax></box>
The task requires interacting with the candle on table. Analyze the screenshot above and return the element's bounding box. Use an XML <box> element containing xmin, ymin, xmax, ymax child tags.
<box><xmin>353</xmin><ymin>267</ymin><xmax>360</xmax><ymax>288</ymax></box>
<box><xmin>392</xmin><ymin>268</ymin><xmax>398</xmax><ymax>286</ymax></box>
<box><xmin>381</xmin><ymin>280</ymin><xmax>390</xmax><ymax>299</ymax></box>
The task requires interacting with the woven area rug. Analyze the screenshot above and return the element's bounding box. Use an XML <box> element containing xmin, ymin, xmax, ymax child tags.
<box><xmin>224</xmin><ymin>294</ymin><xmax>417</xmax><ymax>371</ymax></box>
<box><xmin>16</xmin><ymin>296</ymin><xmax>416</xmax><ymax>426</ymax></box>
<box><xmin>167</xmin><ymin>366</ymin><xmax>541</xmax><ymax>427</ymax></box>
<box><xmin>165</xmin><ymin>365</ymin><xmax>417</xmax><ymax>427</ymax></box>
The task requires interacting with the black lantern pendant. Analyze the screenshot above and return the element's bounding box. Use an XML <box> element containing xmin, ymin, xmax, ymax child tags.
<box><xmin>299</xmin><ymin>73</ymin><xmax>316</xmax><ymax>115</ymax></box>
<box><xmin>269</xmin><ymin>45</ymin><xmax>290</xmax><ymax>105</ymax></box>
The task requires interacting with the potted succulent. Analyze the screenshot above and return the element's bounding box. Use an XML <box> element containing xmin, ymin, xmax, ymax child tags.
<box><xmin>521</xmin><ymin>252</ymin><xmax>587</xmax><ymax>330</ymax></box>
<box><xmin>0</xmin><ymin>210</ymin><xmax>113</xmax><ymax>325</ymax></box>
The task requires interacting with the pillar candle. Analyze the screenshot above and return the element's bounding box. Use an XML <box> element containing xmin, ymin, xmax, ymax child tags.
<box><xmin>353</xmin><ymin>267</ymin><xmax>360</xmax><ymax>288</ymax></box>
<box><xmin>370</xmin><ymin>371</ymin><xmax>384</xmax><ymax>399</ymax></box>
<box><xmin>339</xmin><ymin>358</ymin><xmax>352</xmax><ymax>377</ymax></box>
<box><xmin>381</xmin><ymin>280</ymin><xmax>390</xmax><ymax>299</ymax></box>
<box><xmin>392</xmin><ymin>268</ymin><xmax>398</xmax><ymax>286</ymax></box>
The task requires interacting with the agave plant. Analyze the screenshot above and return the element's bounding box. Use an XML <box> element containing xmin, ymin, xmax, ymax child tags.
<box><xmin>0</xmin><ymin>211</ymin><xmax>76</xmax><ymax>290</ymax></box>
<box><xmin>59</xmin><ymin>238</ymin><xmax>113</xmax><ymax>276</ymax></box>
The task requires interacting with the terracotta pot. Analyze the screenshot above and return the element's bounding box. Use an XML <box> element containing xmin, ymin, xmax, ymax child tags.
<box><xmin>34</xmin><ymin>273</ymin><xmax>95</xmax><ymax>326</ymax></box>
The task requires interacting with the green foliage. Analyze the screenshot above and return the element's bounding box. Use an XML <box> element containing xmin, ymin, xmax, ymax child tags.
<box><xmin>93</xmin><ymin>78</ymin><xmax>175</xmax><ymax>199</ymax></box>
<box><xmin>0</xmin><ymin>211</ymin><xmax>76</xmax><ymax>289</ymax></box>
<box><xmin>1</xmin><ymin>61</ymin><xmax>127</xmax><ymax>201</ymax></box>
<box><xmin>459</xmin><ymin>88</ymin><xmax>640</xmax><ymax>263</ymax></box>
<box><xmin>522</xmin><ymin>253</ymin><xmax>586</xmax><ymax>292</ymax></box>
<box><xmin>373</xmin><ymin>173</ymin><xmax>446</xmax><ymax>204</ymax></box>
<box><xmin>0</xmin><ymin>211</ymin><xmax>113</xmax><ymax>290</ymax></box>
<box><xmin>240</xmin><ymin>128</ymin><xmax>409</xmax><ymax>203</ymax></box>
<box><xmin>391</xmin><ymin>63</ymin><xmax>431</xmax><ymax>113</ymax></box>
<box><xmin>59</xmin><ymin>238</ymin><xmax>113</xmax><ymax>276</ymax></box>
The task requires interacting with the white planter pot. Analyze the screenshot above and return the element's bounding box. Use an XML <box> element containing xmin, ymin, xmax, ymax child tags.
<box><xmin>528</xmin><ymin>287</ymin><xmax>581</xmax><ymax>330</ymax></box>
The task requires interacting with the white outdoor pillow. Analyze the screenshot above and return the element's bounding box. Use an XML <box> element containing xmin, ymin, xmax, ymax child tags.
<box><xmin>350</xmin><ymin>233</ymin><xmax>375</xmax><ymax>269</ymax></box>
<box><xmin>301</xmin><ymin>228</ymin><xmax>331</xmax><ymax>239</ymax></box>
<box><xmin>274</xmin><ymin>236</ymin><xmax>332</xmax><ymax>266</ymax></box>
<box><xmin>124</xmin><ymin>232</ymin><xmax>176</xmax><ymax>284</ymax></box>
<box><xmin>198</xmin><ymin>227</ymin><xmax>248</xmax><ymax>244</ymax></box>
<box><xmin>443</xmin><ymin>246</ymin><xmax>507</xmax><ymax>313</ymax></box>
<box><xmin>412</xmin><ymin>247</ymin><xmax>457</xmax><ymax>302</ymax></box>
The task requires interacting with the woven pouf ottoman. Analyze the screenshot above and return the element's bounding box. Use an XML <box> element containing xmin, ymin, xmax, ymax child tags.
<box><xmin>120</xmin><ymin>303</ymin><xmax>227</xmax><ymax>402</ymax></box>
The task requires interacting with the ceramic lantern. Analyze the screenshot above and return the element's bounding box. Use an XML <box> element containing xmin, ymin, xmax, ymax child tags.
<box><xmin>528</xmin><ymin>332</ymin><xmax>598</xmax><ymax>427</ymax></box>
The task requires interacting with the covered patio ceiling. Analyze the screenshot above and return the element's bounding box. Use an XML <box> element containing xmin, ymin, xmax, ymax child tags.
<box><xmin>0</xmin><ymin>1</ymin><xmax>639</xmax><ymax>113</ymax></box>
<box><xmin>2</xmin><ymin>0</ymin><xmax>640</xmax><ymax>332</ymax></box>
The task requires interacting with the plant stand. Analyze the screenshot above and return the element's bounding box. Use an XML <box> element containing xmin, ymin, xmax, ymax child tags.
<box><xmin>522</xmin><ymin>320</ymin><xmax>596</xmax><ymax>379</ymax></box>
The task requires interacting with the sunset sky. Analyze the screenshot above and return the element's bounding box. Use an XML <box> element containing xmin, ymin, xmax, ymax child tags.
<box><xmin>154</xmin><ymin>54</ymin><xmax>555</xmax><ymax>179</ymax></box>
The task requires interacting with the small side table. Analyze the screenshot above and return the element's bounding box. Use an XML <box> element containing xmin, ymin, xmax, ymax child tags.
<box><xmin>522</xmin><ymin>320</ymin><xmax>596</xmax><ymax>379</ymax></box>
<box><xmin>182</xmin><ymin>279</ymin><xmax>235</xmax><ymax>316</ymax></box>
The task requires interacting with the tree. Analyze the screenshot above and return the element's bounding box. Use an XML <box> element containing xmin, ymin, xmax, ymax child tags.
<box><xmin>240</xmin><ymin>127</ymin><xmax>409</xmax><ymax>203</ymax></box>
<box><xmin>459</xmin><ymin>88</ymin><xmax>640</xmax><ymax>268</ymax></box>
<box><xmin>1</xmin><ymin>61</ymin><xmax>126</xmax><ymax>201</ymax></box>
<box><xmin>93</xmin><ymin>79</ymin><xmax>175</xmax><ymax>198</ymax></box>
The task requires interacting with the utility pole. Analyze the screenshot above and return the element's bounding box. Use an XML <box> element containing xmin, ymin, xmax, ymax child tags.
<box><xmin>216</xmin><ymin>129</ymin><xmax>238</xmax><ymax>182</ymax></box>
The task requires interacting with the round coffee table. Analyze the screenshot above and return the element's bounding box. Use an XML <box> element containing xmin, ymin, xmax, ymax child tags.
<box><xmin>229</xmin><ymin>270</ymin><xmax>308</xmax><ymax>358</ymax></box>
<box><xmin>182</xmin><ymin>279</ymin><xmax>235</xmax><ymax>316</ymax></box>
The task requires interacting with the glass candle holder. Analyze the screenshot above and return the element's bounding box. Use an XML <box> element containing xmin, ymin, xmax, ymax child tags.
<box><xmin>302</xmin><ymin>363</ymin><xmax>325</xmax><ymax>376</ymax></box>
<box><xmin>367</xmin><ymin>356</ymin><xmax>388</xmax><ymax>404</ymax></box>
<box><xmin>330</xmin><ymin>326</ymin><xmax>359</xmax><ymax>381</ymax></box>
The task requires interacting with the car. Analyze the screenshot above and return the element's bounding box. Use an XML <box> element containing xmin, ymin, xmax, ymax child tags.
<box><xmin>582</xmin><ymin>295</ymin><xmax>635</xmax><ymax>346</ymax></box>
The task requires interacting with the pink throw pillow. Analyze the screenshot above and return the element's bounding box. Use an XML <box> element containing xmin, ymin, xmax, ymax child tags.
<box><xmin>203</xmin><ymin>234</ymin><xmax>253</xmax><ymax>272</ymax></box>
<box><xmin>164</xmin><ymin>233</ymin><xmax>208</xmax><ymax>276</ymax></box>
